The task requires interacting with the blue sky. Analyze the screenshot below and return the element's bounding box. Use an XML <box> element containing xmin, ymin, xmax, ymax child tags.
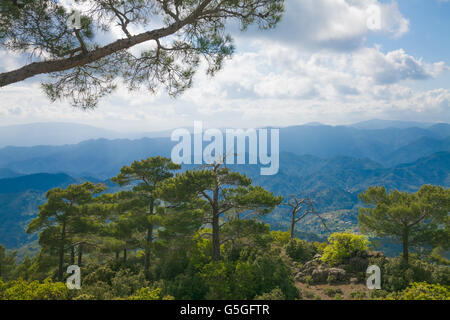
<box><xmin>371</xmin><ymin>0</ymin><xmax>450</xmax><ymax>64</ymax></box>
<box><xmin>0</xmin><ymin>0</ymin><xmax>449</xmax><ymax>132</ymax></box>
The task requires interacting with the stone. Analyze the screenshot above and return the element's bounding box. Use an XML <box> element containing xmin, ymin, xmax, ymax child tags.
<box><xmin>312</xmin><ymin>267</ymin><xmax>329</xmax><ymax>283</ymax></box>
<box><xmin>350</xmin><ymin>277</ymin><xmax>359</xmax><ymax>284</ymax></box>
<box><xmin>328</xmin><ymin>268</ymin><xmax>347</xmax><ymax>281</ymax></box>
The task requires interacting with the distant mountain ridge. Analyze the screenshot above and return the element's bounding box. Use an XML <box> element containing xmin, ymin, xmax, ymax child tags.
<box><xmin>0</xmin><ymin>120</ymin><xmax>448</xmax><ymax>251</ymax></box>
<box><xmin>0</xmin><ymin>120</ymin><xmax>447</xmax><ymax>148</ymax></box>
<box><xmin>349</xmin><ymin>119</ymin><xmax>436</xmax><ymax>130</ymax></box>
<box><xmin>1</xmin><ymin>122</ymin><xmax>448</xmax><ymax>179</ymax></box>
<box><xmin>0</xmin><ymin>151</ymin><xmax>448</xmax><ymax>250</ymax></box>
<box><xmin>0</xmin><ymin>122</ymin><xmax>173</xmax><ymax>148</ymax></box>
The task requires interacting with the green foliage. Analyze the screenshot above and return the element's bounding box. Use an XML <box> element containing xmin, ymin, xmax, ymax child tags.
<box><xmin>371</xmin><ymin>256</ymin><xmax>450</xmax><ymax>292</ymax></box>
<box><xmin>321</xmin><ymin>233</ymin><xmax>369</xmax><ymax>266</ymax></box>
<box><xmin>359</xmin><ymin>185</ymin><xmax>450</xmax><ymax>262</ymax></box>
<box><xmin>158</xmin><ymin>164</ymin><xmax>283</xmax><ymax>261</ymax></box>
<box><xmin>285</xmin><ymin>239</ymin><xmax>318</xmax><ymax>263</ymax></box>
<box><xmin>1</xmin><ymin>0</ymin><xmax>284</xmax><ymax>108</ymax></box>
<box><xmin>385</xmin><ymin>282</ymin><xmax>450</xmax><ymax>300</ymax></box>
<box><xmin>350</xmin><ymin>290</ymin><xmax>367</xmax><ymax>300</ymax></box>
<box><xmin>127</xmin><ymin>287</ymin><xmax>173</xmax><ymax>300</ymax></box>
<box><xmin>334</xmin><ymin>293</ymin><xmax>343</xmax><ymax>300</ymax></box>
<box><xmin>26</xmin><ymin>182</ymin><xmax>106</xmax><ymax>280</ymax></box>
<box><xmin>254</xmin><ymin>287</ymin><xmax>286</xmax><ymax>300</ymax></box>
<box><xmin>0</xmin><ymin>278</ymin><xmax>68</xmax><ymax>300</ymax></box>
<box><xmin>0</xmin><ymin>244</ymin><xmax>16</xmax><ymax>281</ymax></box>
<box><xmin>324</xmin><ymin>287</ymin><xmax>343</xmax><ymax>297</ymax></box>
<box><xmin>270</xmin><ymin>231</ymin><xmax>291</xmax><ymax>246</ymax></box>
<box><xmin>198</xmin><ymin>249</ymin><xmax>298</xmax><ymax>300</ymax></box>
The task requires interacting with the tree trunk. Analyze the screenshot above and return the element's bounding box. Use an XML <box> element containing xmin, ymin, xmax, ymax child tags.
<box><xmin>58</xmin><ymin>221</ymin><xmax>66</xmax><ymax>281</ymax></box>
<box><xmin>77</xmin><ymin>243</ymin><xmax>83</xmax><ymax>266</ymax></box>
<box><xmin>70</xmin><ymin>246</ymin><xmax>75</xmax><ymax>265</ymax></box>
<box><xmin>144</xmin><ymin>200</ymin><xmax>154</xmax><ymax>280</ymax></box>
<box><xmin>144</xmin><ymin>225</ymin><xmax>153</xmax><ymax>280</ymax></box>
<box><xmin>212</xmin><ymin>186</ymin><xmax>221</xmax><ymax>261</ymax></box>
<box><xmin>115</xmin><ymin>251</ymin><xmax>119</xmax><ymax>260</ymax></box>
<box><xmin>402</xmin><ymin>229</ymin><xmax>409</xmax><ymax>264</ymax></box>
<box><xmin>290</xmin><ymin>211</ymin><xmax>296</xmax><ymax>239</ymax></box>
<box><xmin>123</xmin><ymin>248</ymin><xmax>127</xmax><ymax>263</ymax></box>
<box><xmin>212</xmin><ymin>212</ymin><xmax>220</xmax><ymax>261</ymax></box>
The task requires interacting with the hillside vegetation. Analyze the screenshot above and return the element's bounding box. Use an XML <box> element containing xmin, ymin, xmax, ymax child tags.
<box><xmin>0</xmin><ymin>156</ymin><xmax>448</xmax><ymax>301</ymax></box>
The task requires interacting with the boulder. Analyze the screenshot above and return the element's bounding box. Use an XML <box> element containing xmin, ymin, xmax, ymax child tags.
<box><xmin>350</xmin><ymin>277</ymin><xmax>359</xmax><ymax>285</ymax></box>
<box><xmin>328</xmin><ymin>268</ymin><xmax>347</xmax><ymax>281</ymax></box>
<box><xmin>294</xmin><ymin>272</ymin><xmax>304</xmax><ymax>282</ymax></box>
<box><xmin>303</xmin><ymin>260</ymin><xmax>317</xmax><ymax>274</ymax></box>
<box><xmin>312</xmin><ymin>267</ymin><xmax>329</xmax><ymax>283</ymax></box>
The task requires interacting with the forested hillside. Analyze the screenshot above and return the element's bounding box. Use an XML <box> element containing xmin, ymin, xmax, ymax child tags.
<box><xmin>0</xmin><ymin>157</ymin><xmax>448</xmax><ymax>301</ymax></box>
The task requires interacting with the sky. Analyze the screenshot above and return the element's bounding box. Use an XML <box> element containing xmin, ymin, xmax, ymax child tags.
<box><xmin>0</xmin><ymin>0</ymin><xmax>449</xmax><ymax>132</ymax></box>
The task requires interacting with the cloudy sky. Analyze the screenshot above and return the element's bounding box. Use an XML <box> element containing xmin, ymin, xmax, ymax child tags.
<box><xmin>1</xmin><ymin>0</ymin><xmax>449</xmax><ymax>132</ymax></box>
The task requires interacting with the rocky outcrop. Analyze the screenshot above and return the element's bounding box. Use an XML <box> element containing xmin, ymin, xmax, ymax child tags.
<box><xmin>294</xmin><ymin>251</ymin><xmax>385</xmax><ymax>285</ymax></box>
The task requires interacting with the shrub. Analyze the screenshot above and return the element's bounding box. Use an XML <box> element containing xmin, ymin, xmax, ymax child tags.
<box><xmin>324</xmin><ymin>287</ymin><xmax>342</xmax><ymax>297</ymax></box>
<box><xmin>270</xmin><ymin>231</ymin><xmax>291</xmax><ymax>246</ymax></box>
<box><xmin>375</xmin><ymin>256</ymin><xmax>450</xmax><ymax>292</ymax></box>
<box><xmin>285</xmin><ymin>239</ymin><xmax>317</xmax><ymax>263</ymax></box>
<box><xmin>304</xmin><ymin>290</ymin><xmax>315</xmax><ymax>299</ymax></box>
<box><xmin>350</xmin><ymin>290</ymin><xmax>367</xmax><ymax>300</ymax></box>
<box><xmin>199</xmin><ymin>251</ymin><xmax>299</xmax><ymax>300</ymax></box>
<box><xmin>0</xmin><ymin>278</ymin><xmax>68</xmax><ymax>300</ymax></box>
<box><xmin>254</xmin><ymin>287</ymin><xmax>286</xmax><ymax>300</ymax></box>
<box><xmin>127</xmin><ymin>287</ymin><xmax>170</xmax><ymax>300</ymax></box>
<box><xmin>334</xmin><ymin>293</ymin><xmax>343</xmax><ymax>300</ymax></box>
<box><xmin>321</xmin><ymin>233</ymin><xmax>369</xmax><ymax>266</ymax></box>
<box><xmin>386</xmin><ymin>282</ymin><xmax>450</xmax><ymax>300</ymax></box>
<box><xmin>327</xmin><ymin>275</ymin><xmax>337</xmax><ymax>285</ymax></box>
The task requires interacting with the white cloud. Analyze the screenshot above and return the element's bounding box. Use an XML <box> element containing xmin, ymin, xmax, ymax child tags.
<box><xmin>1</xmin><ymin>0</ymin><xmax>449</xmax><ymax>131</ymax></box>
<box><xmin>352</xmin><ymin>48</ymin><xmax>448</xmax><ymax>84</ymax></box>
<box><xmin>239</xmin><ymin>0</ymin><xmax>410</xmax><ymax>52</ymax></box>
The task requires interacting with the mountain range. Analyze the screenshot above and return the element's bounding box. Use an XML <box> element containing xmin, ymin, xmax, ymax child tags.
<box><xmin>0</xmin><ymin>119</ymin><xmax>447</xmax><ymax>148</ymax></box>
<box><xmin>0</xmin><ymin>120</ymin><xmax>448</xmax><ymax>252</ymax></box>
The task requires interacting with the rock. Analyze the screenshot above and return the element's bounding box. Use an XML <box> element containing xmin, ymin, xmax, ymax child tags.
<box><xmin>312</xmin><ymin>267</ymin><xmax>329</xmax><ymax>283</ymax></box>
<box><xmin>367</xmin><ymin>251</ymin><xmax>385</xmax><ymax>259</ymax></box>
<box><xmin>350</xmin><ymin>277</ymin><xmax>359</xmax><ymax>284</ymax></box>
<box><xmin>303</xmin><ymin>261</ymin><xmax>317</xmax><ymax>274</ymax></box>
<box><xmin>313</xmin><ymin>254</ymin><xmax>322</xmax><ymax>261</ymax></box>
<box><xmin>294</xmin><ymin>272</ymin><xmax>304</xmax><ymax>282</ymax></box>
<box><xmin>328</xmin><ymin>268</ymin><xmax>346</xmax><ymax>281</ymax></box>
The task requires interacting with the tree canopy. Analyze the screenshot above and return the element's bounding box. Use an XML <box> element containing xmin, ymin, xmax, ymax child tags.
<box><xmin>0</xmin><ymin>0</ymin><xmax>284</xmax><ymax>108</ymax></box>
<box><xmin>358</xmin><ymin>185</ymin><xmax>450</xmax><ymax>263</ymax></box>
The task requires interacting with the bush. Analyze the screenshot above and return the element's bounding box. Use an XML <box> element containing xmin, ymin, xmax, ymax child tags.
<box><xmin>254</xmin><ymin>287</ymin><xmax>286</xmax><ymax>300</ymax></box>
<box><xmin>304</xmin><ymin>290</ymin><xmax>315</xmax><ymax>299</ymax></box>
<box><xmin>324</xmin><ymin>287</ymin><xmax>342</xmax><ymax>297</ymax></box>
<box><xmin>0</xmin><ymin>278</ymin><xmax>68</xmax><ymax>300</ymax></box>
<box><xmin>327</xmin><ymin>275</ymin><xmax>337</xmax><ymax>285</ymax></box>
<box><xmin>270</xmin><ymin>231</ymin><xmax>291</xmax><ymax>246</ymax></box>
<box><xmin>321</xmin><ymin>233</ymin><xmax>369</xmax><ymax>266</ymax></box>
<box><xmin>374</xmin><ymin>256</ymin><xmax>450</xmax><ymax>292</ymax></box>
<box><xmin>285</xmin><ymin>239</ymin><xmax>317</xmax><ymax>263</ymax></box>
<box><xmin>128</xmin><ymin>287</ymin><xmax>173</xmax><ymax>300</ymax></box>
<box><xmin>386</xmin><ymin>282</ymin><xmax>450</xmax><ymax>300</ymax></box>
<box><xmin>350</xmin><ymin>290</ymin><xmax>367</xmax><ymax>300</ymax></box>
<box><xmin>199</xmin><ymin>250</ymin><xmax>299</xmax><ymax>300</ymax></box>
